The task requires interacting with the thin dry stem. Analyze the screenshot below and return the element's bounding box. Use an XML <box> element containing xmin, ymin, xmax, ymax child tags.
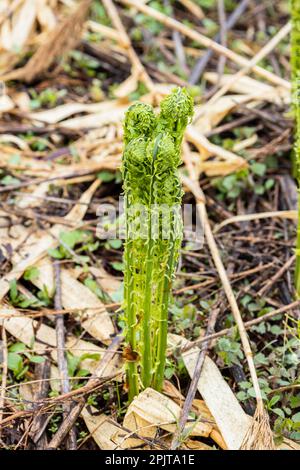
<box><xmin>197</xmin><ymin>22</ymin><xmax>291</xmax><ymax>120</ymax></box>
<box><xmin>240</xmin><ymin>402</ymin><xmax>276</xmax><ymax>450</ymax></box>
<box><xmin>102</xmin><ymin>0</ymin><xmax>156</xmax><ymax>93</ymax></box>
<box><xmin>181</xmin><ymin>175</ymin><xmax>275</xmax><ymax>450</ymax></box>
<box><xmin>118</xmin><ymin>0</ymin><xmax>290</xmax><ymax>89</ymax></box>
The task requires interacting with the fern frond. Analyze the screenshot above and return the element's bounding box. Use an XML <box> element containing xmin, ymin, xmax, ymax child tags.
<box><xmin>122</xmin><ymin>88</ymin><xmax>193</xmax><ymax>398</ymax></box>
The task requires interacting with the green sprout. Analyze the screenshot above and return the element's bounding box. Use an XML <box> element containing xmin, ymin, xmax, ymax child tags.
<box><xmin>122</xmin><ymin>87</ymin><xmax>193</xmax><ymax>400</ymax></box>
<box><xmin>291</xmin><ymin>1</ymin><xmax>300</xmax><ymax>295</ymax></box>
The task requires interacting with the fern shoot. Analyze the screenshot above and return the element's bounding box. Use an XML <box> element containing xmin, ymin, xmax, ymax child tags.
<box><xmin>122</xmin><ymin>88</ymin><xmax>193</xmax><ymax>400</ymax></box>
<box><xmin>291</xmin><ymin>0</ymin><xmax>300</xmax><ymax>294</ymax></box>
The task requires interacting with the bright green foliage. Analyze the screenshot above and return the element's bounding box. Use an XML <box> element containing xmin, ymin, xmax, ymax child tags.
<box><xmin>291</xmin><ymin>1</ymin><xmax>300</xmax><ymax>294</ymax></box>
<box><xmin>122</xmin><ymin>88</ymin><xmax>193</xmax><ymax>400</ymax></box>
<box><xmin>291</xmin><ymin>1</ymin><xmax>300</xmax><ymax>91</ymax></box>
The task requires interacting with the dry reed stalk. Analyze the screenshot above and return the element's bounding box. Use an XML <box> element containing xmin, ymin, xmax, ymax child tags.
<box><xmin>181</xmin><ymin>175</ymin><xmax>276</xmax><ymax>450</ymax></box>
<box><xmin>196</xmin><ymin>22</ymin><xmax>291</xmax><ymax>120</ymax></box>
<box><xmin>240</xmin><ymin>401</ymin><xmax>276</xmax><ymax>450</ymax></box>
<box><xmin>214</xmin><ymin>210</ymin><xmax>297</xmax><ymax>232</ymax></box>
<box><xmin>118</xmin><ymin>0</ymin><xmax>290</xmax><ymax>90</ymax></box>
<box><xmin>102</xmin><ymin>0</ymin><xmax>156</xmax><ymax>93</ymax></box>
<box><xmin>178</xmin><ymin>0</ymin><xmax>204</xmax><ymax>20</ymax></box>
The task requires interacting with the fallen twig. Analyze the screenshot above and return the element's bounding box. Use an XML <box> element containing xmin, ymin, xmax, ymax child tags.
<box><xmin>118</xmin><ymin>0</ymin><xmax>290</xmax><ymax>89</ymax></box>
<box><xmin>189</xmin><ymin>0</ymin><xmax>250</xmax><ymax>84</ymax></box>
<box><xmin>54</xmin><ymin>261</ymin><xmax>77</xmax><ymax>450</ymax></box>
<box><xmin>46</xmin><ymin>334</ymin><xmax>123</xmax><ymax>450</ymax></box>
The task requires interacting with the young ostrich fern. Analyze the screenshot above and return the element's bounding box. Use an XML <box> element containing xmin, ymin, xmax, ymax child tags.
<box><xmin>291</xmin><ymin>1</ymin><xmax>300</xmax><ymax>294</ymax></box>
<box><xmin>122</xmin><ymin>88</ymin><xmax>193</xmax><ymax>400</ymax></box>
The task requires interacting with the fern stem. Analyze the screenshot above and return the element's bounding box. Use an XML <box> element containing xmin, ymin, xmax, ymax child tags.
<box><xmin>296</xmin><ymin>192</ymin><xmax>300</xmax><ymax>296</ymax></box>
<box><xmin>122</xmin><ymin>88</ymin><xmax>193</xmax><ymax>399</ymax></box>
<box><xmin>153</xmin><ymin>238</ymin><xmax>175</xmax><ymax>390</ymax></box>
<box><xmin>141</xmin><ymin>236</ymin><xmax>154</xmax><ymax>387</ymax></box>
<box><xmin>141</xmin><ymin>134</ymin><xmax>162</xmax><ymax>388</ymax></box>
<box><xmin>125</xmin><ymin>216</ymin><xmax>139</xmax><ymax>400</ymax></box>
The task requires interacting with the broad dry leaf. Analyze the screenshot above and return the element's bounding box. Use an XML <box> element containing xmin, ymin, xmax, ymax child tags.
<box><xmin>204</xmin><ymin>72</ymin><xmax>290</xmax><ymax>105</ymax></box>
<box><xmin>11</xmin><ymin>0</ymin><xmax>37</xmax><ymax>49</ymax></box>
<box><xmin>193</xmin><ymin>94</ymin><xmax>252</xmax><ymax>134</ymax></box>
<box><xmin>114</xmin><ymin>72</ymin><xmax>138</xmax><ymax>98</ymax></box>
<box><xmin>214</xmin><ymin>210</ymin><xmax>298</xmax><ymax>233</ymax></box>
<box><xmin>0</xmin><ymin>307</ymin><xmax>120</xmax><ymax>376</ymax></box>
<box><xmin>81</xmin><ymin>409</ymin><xmax>128</xmax><ymax>450</ymax></box>
<box><xmin>89</xmin><ymin>266</ymin><xmax>121</xmax><ymax>296</ymax></box>
<box><xmin>0</xmin><ymin>94</ymin><xmax>14</xmax><ymax>113</ymax></box>
<box><xmin>168</xmin><ymin>333</ymin><xmax>251</xmax><ymax>450</ymax></box>
<box><xmin>2</xmin><ymin>179</ymin><xmax>115</xmax><ymax>343</ymax></box>
<box><xmin>123</xmin><ymin>387</ymin><xmax>213</xmax><ymax>448</ymax></box>
<box><xmin>59</xmin><ymin>106</ymin><xmax>127</xmax><ymax>129</ymax></box>
<box><xmin>29</xmin><ymin>100</ymin><xmax>125</xmax><ymax>124</ymax></box>
<box><xmin>186</xmin><ymin>126</ymin><xmax>247</xmax><ymax>176</ymax></box>
<box><xmin>31</xmin><ymin>265</ymin><xmax>115</xmax><ymax>343</ymax></box>
<box><xmin>0</xmin><ymin>180</ymin><xmax>101</xmax><ymax>300</ymax></box>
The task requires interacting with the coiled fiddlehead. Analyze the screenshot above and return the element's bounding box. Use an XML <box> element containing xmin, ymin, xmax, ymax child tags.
<box><xmin>122</xmin><ymin>88</ymin><xmax>193</xmax><ymax>399</ymax></box>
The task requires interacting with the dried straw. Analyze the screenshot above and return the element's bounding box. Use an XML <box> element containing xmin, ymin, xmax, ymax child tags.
<box><xmin>240</xmin><ymin>401</ymin><xmax>276</xmax><ymax>450</ymax></box>
<box><xmin>1</xmin><ymin>0</ymin><xmax>92</xmax><ymax>83</ymax></box>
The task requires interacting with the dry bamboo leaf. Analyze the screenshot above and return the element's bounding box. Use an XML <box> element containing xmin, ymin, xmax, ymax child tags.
<box><xmin>233</xmin><ymin>134</ymin><xmax>258</xmax><ymax>152</ymax></box>
<box><xmin>186</xmin><ymin>126</ymin><xmax>247</xmax><ymax>174</ymax></box>
<box><xmin>184</xmin><ymin>351</ymin><xmax>251</xmax><ymax>449</ymax></box>
<box><xmin>32</xmin><ymin>265</ymin><xmax>115</xmax><ymax>343</ymax></box>
<box><xmin>168</xmin><ymin>334</ymin><xmax>251</xmax><ymax>449</ymax></box>
<box><xmin>29</xmin><ymin>100</ymin><xmax>125</xmax><ymax>124</ymax></box>
<box><xmin>0</xmin><ymin>307</ymin><xmax>120</xmax><ymax>376</ymax></box>
<box><xmin>2</xmin><ymin>0</ymin><xmax>92</xmax><ymax>82</ymax></box>
<box><xmin>87</xmin><ymin>20</ymin><xmax>122</xmax><ymax>43</ymax></box>
<box><xmin>11</xmin><ymin>0</ymin><xmax>37</xmax><ymax>50</ymax></box>
<box><xmin>81</xmin><ymin>409</ymin><xmax>128</xmax><ymax>450</ymax></box>
<box><xmin>204</xmin><ymin>72</ymin><xmax>290</xmax><ymax>105</ymax></box>
<box><xmin>199</xmin><ymin>160</ymin><xmax>248</xmax><ymax>177</ymax></box>
<box><xmin>193</xmin><ymin>95</ymin><xmax>253</xmax><ymax>134</ymax></box>
<box><xmin>59</xmin><ymin>106</ymin><xmax>128</xmax><ymax>129</ymax></box>
<box><xmin>36</xmin><ymin>0</ymin><xmax>57</xmax><ymax>31</ymax></box>
<box><xmin>0</xmin><ymin>179</ymin><xmax>101</xmax><ymax>301</ymax></box>
<box><xmin>279</xmin><ymin>438</ymin><xmax>300</xmax><ymax>450</ymax></box>
<box><xmin>0</xmin><ymin>94</ymin><xmax>14</xmax><ymax>113</ymax></box>
<box><xmin>0</xmin><ymin>134</ymin><xmax>29</xmax><ymax>149</ymax></box>
<box><xmin>123</xmin><ymin>387</ymin><xmax>213</xmax><ymax>448</ymax></box>
<box><xmin>0</xmin><ymin>145</ymin><xmax>119</xmax><ymax>178</ymax></box>
<box><xmin>0</xmin><ymin>19</ymin><xmax>13</xmax><ymax>50</ymax></box>
<box><xmin>114</xmin><ymin>72</ymin><xmax>139</xmax><ymax>98</ymax></box>
<box><xmin>178</xmin><ymin>0</ymin><xmax>204</xmax><ymax>19</ymax></box>
<box><xmin>0</xmin><ymin>147</ymin><xmax>57</xmax><ymax>172</ymax></box>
